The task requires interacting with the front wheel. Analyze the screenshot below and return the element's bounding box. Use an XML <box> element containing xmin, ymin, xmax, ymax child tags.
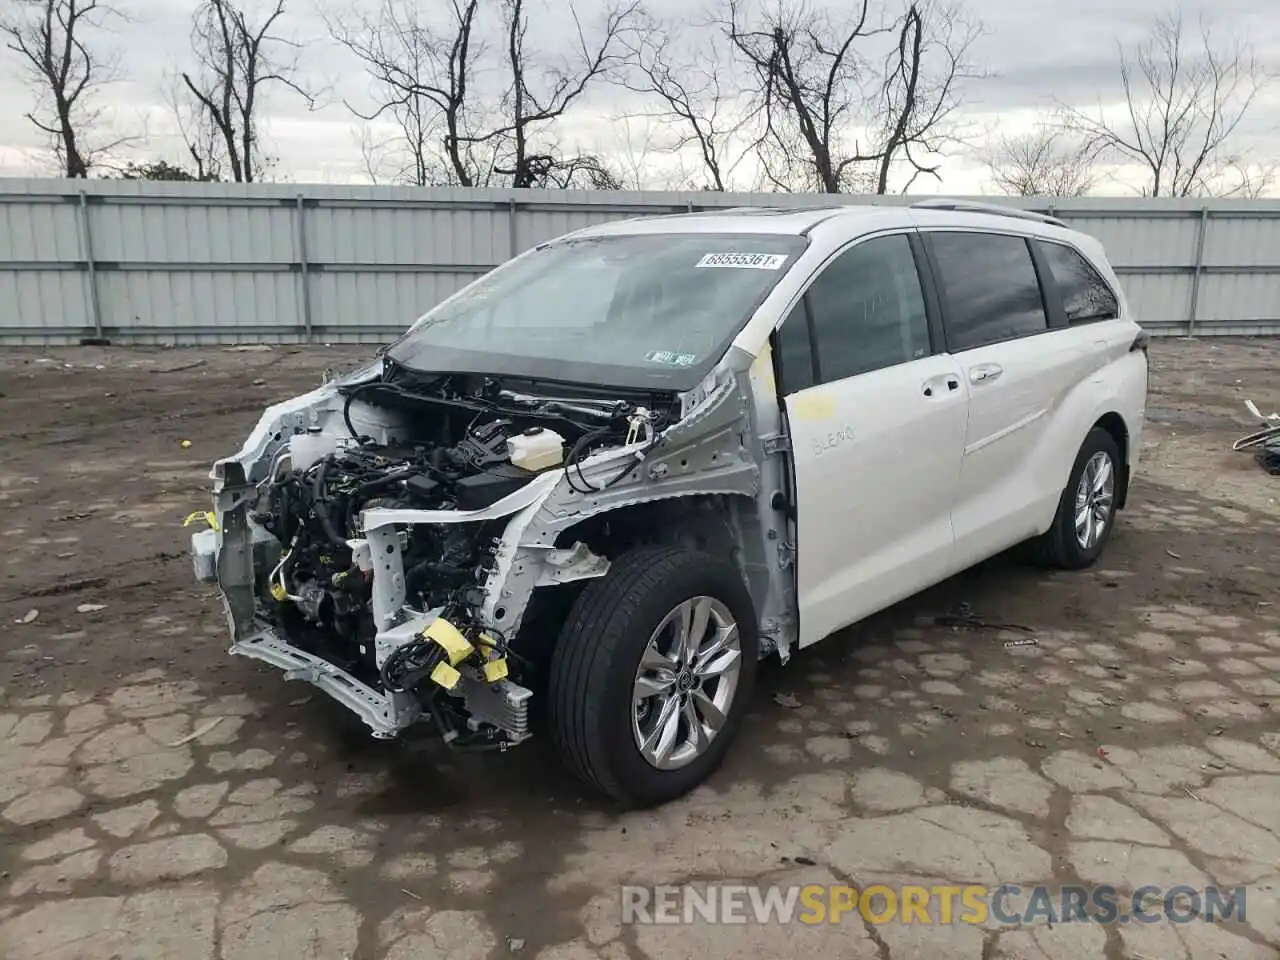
<box><xmin>1033</xmin><ymin>427</ymin><xmax>1122</xmax><ymax>569</ymax></box>
<box><xmin>548</xmin><ymin>546</ymin><xmax>759</xmax><ymax>807</ymax></box>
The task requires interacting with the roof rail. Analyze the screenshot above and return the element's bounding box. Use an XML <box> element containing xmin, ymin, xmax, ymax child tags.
<box><xmin>910</xmin><ymin>198</ymin><xmax>1067</xmax><ymax>228</ymax></box>
<box><xmin>706</xmin><ymin>205</ymin><xmax>837</xmax><ymax>216</ymax></box>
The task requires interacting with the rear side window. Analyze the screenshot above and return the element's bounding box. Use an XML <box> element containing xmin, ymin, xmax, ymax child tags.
<box><xmin>1041</xmin><ymin>242</ymin><xmax>1119</xmax><ymax>324</ymax></box>
<box><xmin>929</xmin><ymin>232</ymin><xmax>1048</xmax><ymax>351</ymax></box>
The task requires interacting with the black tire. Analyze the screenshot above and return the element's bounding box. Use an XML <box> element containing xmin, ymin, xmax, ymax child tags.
<box><xmin>548</xmin><ymin>545</ymin><xmax>759</xmax><ymax>807</ymax></box>
<box><xmin>1033</xmin><ymin>427</ymin><xmax>1122</xmax><ymax>569</ymax></box>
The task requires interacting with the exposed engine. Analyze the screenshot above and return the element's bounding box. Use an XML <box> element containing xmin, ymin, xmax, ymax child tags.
<box><xmin>250</xmin><ymin>366</ymin><xmax>676</xmax><ymax>697</ymax></box>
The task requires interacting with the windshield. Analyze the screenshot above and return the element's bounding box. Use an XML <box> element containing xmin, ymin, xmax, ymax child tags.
<box><xmin>386</xmin><ymin>233</ymin><xmax>807</xmax><ymax>391</ymax></box>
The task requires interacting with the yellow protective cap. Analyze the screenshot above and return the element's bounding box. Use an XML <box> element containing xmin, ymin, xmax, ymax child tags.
<box><xmin>270</xmin><ymin>582</ymin><xmax>287</xmax><ymax>602</ymax></box>
<box><xmin>482</xmin><ymin>657</ymin><xmax>509</xmax><ymax>683</ymax></box>
<box><xmin>430</xmin><ymin>661</ymin><xmax>461</xmax><ymax>690</ymax></box>
<box><xmin>183</xmin><ymin>510</ymin><xmax>220</xmax><ymax>531</ymax></box>
<box><xmin>423</xmin><ymin>617</ymin><xmax>474</xmax><ymax>666</ymax></box>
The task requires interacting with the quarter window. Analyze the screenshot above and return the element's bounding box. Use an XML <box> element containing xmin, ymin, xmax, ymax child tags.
<box><xmin>774</xmin><ymin>301</ymin><xmax>816</xmax><ymax>394</ymax></box>
<box><xmin>929</xmin><ymin>233</ymin><xmax>1049</xmax><ymax>351</ymax></box>
<box><xmin>1041</xmin><ymin>242</ymin><xmax>1119</xmax><ymax>324</ymax></box>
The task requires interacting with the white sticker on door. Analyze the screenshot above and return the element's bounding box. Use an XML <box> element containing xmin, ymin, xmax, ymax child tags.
<box><xmin>695</xmin><ymin>252</ymin><xmax>788</xmax><ymax>270</ymax></box>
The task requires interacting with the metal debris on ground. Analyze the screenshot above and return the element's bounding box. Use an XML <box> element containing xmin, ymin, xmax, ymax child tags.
<box><xmin>936</xmin><ymin>607</ymin><xmax>1035</xmax><ymax>633</ymax></box>
<box><xmin>773</xmin><ymin>692</ymin><xmax>801</xmax><ymax>708</ymax></box>
<box><xmin>152</xmin><ymin>359</ymin><xmax>207</xmax><ymax>374</ymax></box>
<box><xmin>1165</xmin><ymin>548</ymin><xmax>1182</xmax><ymax>559</ymax></box>
<box><xmin>166</xmin><ymin>716</ymin><xmax>225</xmax><ymax>747</ymax></box>
<box><xmin>1232</xmin><ymin>399</ymin><xmax>1280</xmax><ymax>474</ymax></box>
<box><xmin>1003</xmin><ymin>637</ymin><xmax>1039</xmax><ymax>649</ymax></box>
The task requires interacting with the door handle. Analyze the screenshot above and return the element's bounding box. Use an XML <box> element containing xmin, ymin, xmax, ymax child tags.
<box><xmin>970</xmin><ymin>363</ymin><xmax>1003</xmax><ymax>384</ymax></box>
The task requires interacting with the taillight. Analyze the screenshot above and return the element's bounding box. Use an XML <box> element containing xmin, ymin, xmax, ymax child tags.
<box><xmin>1130</xmin><ymin>330</ymin><xmax>1151</xmax><ymax>353</ymax></box>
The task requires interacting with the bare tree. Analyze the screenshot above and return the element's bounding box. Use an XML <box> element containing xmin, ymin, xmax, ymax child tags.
<box><xmin>490</xmin><ymin>0</ymin><xmax>641</xmax><ymax>188</ymax></box>
<box><xmin>117</xmin><ymin>158</ymin><xmax>216</xmax><ymax>181</ymax></box>
<box><xmin>2</xmin><ymin>0</ymin><xmax>129</xmax><ymax>177</ymax></box>
<box><xmin>983</xmin><ymin>124</ymin><xmax>1096</xmax><ymax>197</ymax></box>
<box><xmin>328</xmin><ymin>0</ymin><xmax>487</xmax><ymax>187</ymax></box>
<box><xmin>179</xmin><ymin>0</ymin><xmax>314</xmax><ymax>183</ymax></box>
<box><xmin>1217</xmin><ymin>161</ymin><xmax>1277</xmax><ymax>199</ymax></box>
<box><xmin>163</xmin><ymin>78</ymin><xmax>224</xmax><ymax>182</ymax></box>
<box><xmin>1060</xmin><ymin>9</ymin><xmax>1270</xmax><ymax>198</ymax></box>
<box><xmin>537</xmin><ymin>154</ymin><xmax>624</xmax><ymax>189</ymax></box>
<box><xmin>721</xmin><ymin>0</ymin><xmax>980</xmax><ymax>194</ymax></box>
<box><xmin>331</xmin><ymin>0</ymin><xmax>636</xmax><ymax>189</ymax></box>
<box><xmin>872</xmin><ymin>1</ymin><xmax>980</xmax><ymax>192</ymax></box>
<box><xmin>621</xmin><ymin>14</ymin><xmax>747</xmax><ymax>191</ymax></box>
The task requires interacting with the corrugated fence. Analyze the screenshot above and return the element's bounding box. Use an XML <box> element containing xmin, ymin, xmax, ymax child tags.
<box><xmin>2</xmin><ymin>179</ymin><xmax>1279</xmax><ymax>345</ymax></box>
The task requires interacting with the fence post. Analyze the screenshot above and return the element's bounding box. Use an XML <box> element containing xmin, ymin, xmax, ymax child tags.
<box><xmin>507</xmin><ymin>198</ymin><xmax>519</xmax><ymax>260</ymax></box>
<box><xmin>294</xmin><ymin>194</ymin><xmax>314</xmax><ymax>343</ymax></box>
<box><xmin>1187</xmin><ymin>206</ymin><xmax>1209</xmax><ymax>338</ymax></box>
<box><xmin>77</xmin><ymin>191</ymin><xmax>103</xmax><ymax>340</ymax></box>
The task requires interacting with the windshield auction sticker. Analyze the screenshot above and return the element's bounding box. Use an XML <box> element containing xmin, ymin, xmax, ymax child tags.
<box><xmin>695</xmin><ymin>252</ymin><xmax>788</xmax><ymax>270</ymax></box>
<box><xmin>645</xmin><ymin>350</ymin><xmax>699</xmax><ymax>366</ymax></box>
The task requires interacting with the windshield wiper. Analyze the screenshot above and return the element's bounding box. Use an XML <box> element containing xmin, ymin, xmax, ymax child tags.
<box><xmin>497</xmin><ymin>389</ymin><xmax>628</xmax><ymax>421</ymax></box>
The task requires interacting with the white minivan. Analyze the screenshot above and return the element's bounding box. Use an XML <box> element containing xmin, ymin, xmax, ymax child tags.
<box><xmin>194</xmin><ymin>199</ymin><xmax>1149</xmax><ymax>806</ymax></box>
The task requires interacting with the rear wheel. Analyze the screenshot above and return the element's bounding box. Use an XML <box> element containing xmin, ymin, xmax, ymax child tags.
<box><xmin>548</xmin><ymin>546</ymin><xmax>758</xmax><ymax>807</ymax></box>
<box><xmin>1034</xmin><ymin>427</ymin><xmax>1122</xmax><ymax>569</ymax></box>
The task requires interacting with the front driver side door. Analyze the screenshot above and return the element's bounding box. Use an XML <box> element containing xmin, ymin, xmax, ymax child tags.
<box><xmin>774</xmin><ymin>232</ymin><xmax>969</xmax><ymax>649</ymax></box>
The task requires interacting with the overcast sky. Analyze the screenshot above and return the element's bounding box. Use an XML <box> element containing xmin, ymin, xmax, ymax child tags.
<box><xmin>2</xmin><ymin>0</ymin><xmax>1278</xmax><ymax>193</ymax></box>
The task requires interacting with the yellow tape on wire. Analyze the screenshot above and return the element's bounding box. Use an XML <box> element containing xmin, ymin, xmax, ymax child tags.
<box><xmin>423</xmin><ymin>617</ymin><xmax>474</xmax><ymax>666</ymax></box>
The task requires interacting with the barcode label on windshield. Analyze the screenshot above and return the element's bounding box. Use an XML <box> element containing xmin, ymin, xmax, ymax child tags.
<box><xmin>695</xmin><ymin>252</ymin><xmax>788</xmax><ymax>270</ymax></box>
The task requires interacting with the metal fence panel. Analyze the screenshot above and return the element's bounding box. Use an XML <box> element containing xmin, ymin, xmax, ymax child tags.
<box><xmin>1071</xmin><ymin>213</ymin><xmax>1200</xmax><ymax>268</ymax></box>
<box><xmin>0</xmin><ymin>268</ymin><xmax>90</xmax><ymax>333</ymax></box>
<box><xmin>95</xmin><ymin>269</ymin><xmax>302</xmax><ymax>333</ymax></box>
<box><xmin>309</xmin><ymin>268</ymin><xmax>477</xmax><ymax>334</ymax></box>
<box><xmin>1202</xmin><ymin>213</ymin><xmax>1280</xmax><ymax>268</ymax></box>
<box><xmin>2</xmin><ymin>180</ymin><xmax>1280</xmax><ymax>343</ymax></box>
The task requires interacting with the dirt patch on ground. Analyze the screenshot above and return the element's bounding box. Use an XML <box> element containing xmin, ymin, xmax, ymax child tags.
<box><xmin>1</xmin><ymin>338</ymin><xmax>1278</xmax><ymax>959</ymax></box>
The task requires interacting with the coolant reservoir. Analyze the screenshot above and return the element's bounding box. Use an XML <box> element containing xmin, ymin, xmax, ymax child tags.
<box><xmin>507</xmin><ymin>426</ymin><xmax>565</xmax><ymax>471</ymax></box>
<box><xmin>291</xmin><ymin>428</ymin><xmax>336</xmax><ymax>473</ymax></box>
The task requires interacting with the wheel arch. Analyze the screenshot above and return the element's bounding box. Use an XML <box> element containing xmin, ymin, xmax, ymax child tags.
<box><xmin>553</xmin><ymin>491</ymin><xmax>753</xmax><ymax>561</ymax></box>
<box><xmin>504</xmin><ymin>492</ymin><xmax>762</xmax><ymax>667</ymax></box>
<box><xmin>1092</xmin><ymin>410</ymin><xmax>1131</xmax><ymax>509</ymax></box>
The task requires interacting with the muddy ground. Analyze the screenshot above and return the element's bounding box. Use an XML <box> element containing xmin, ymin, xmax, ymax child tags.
<box><xmin>0</xmin><ymin>338</ymin><xmax>1278</xmax><ymax>960</ymax></box>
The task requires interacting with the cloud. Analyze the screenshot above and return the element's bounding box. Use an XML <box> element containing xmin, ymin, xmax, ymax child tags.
<box><xmin>2</xmin><ymin>0</ymin><xmax>1278</xmax><ymax>194</ymax></box>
